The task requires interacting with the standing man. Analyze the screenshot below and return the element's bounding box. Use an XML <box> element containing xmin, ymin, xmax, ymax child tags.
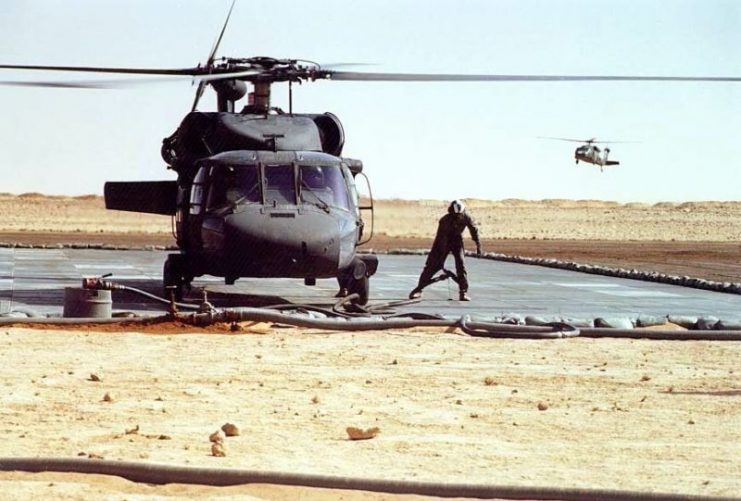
<box><xmin>409</xmin><ymin>199</ymin><xmax>481</xmax><ymax>301</ymax></box>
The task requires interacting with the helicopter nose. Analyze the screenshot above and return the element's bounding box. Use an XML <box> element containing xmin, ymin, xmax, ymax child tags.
<box><xmin>222</xmin><ymin>210</ymin><xmax>342</xmax><ymax>277</ymax></box>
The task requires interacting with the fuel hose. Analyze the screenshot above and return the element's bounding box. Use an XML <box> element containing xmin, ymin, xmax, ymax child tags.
<box><xmin>0</xmin><ymin>457</ymin><xmax>735</xmax><ymax>501</ymax></box>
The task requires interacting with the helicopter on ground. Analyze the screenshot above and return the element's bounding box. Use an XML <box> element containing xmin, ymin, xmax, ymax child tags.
<box><xmin>540</xmin><ymin>137</ymin><xmax>630</xmax><ymax>172</ymax></box>
<box><xmin>1</xmin><ymin>2</ymin><xmax>739</xmax><ymax>305</ymax></box>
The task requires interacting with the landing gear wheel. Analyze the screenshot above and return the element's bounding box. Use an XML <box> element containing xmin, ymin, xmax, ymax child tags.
<box><xmin>163</xmin><ymin>255</ymin><xmax>185</xmax><ymax>302</ymax></box>
<box><xmin>347</xmin><ymin>275</ymin><xmax>370</xmax><ymax>306</ymax></box>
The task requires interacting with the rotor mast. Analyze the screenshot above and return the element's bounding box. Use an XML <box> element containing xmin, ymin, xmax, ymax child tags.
<box><xmin>250</xmin><ymin>81</ymin><xmax>271</xmax><ymax>113</ymax></box>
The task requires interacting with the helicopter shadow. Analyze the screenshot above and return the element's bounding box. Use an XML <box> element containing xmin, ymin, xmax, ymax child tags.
<box><xmin>2</xmin><ymin>287</ymin><xmax>70</xmax><ymax>311</ymax></box>
<box><xmin>1</xmin><ymin>276</ymin><xmax>335</xmax><ymax>314</ymax></box>
<box><xmin>0</xmin><ymin>275</ymin><xmax>80</xmax><ymax>311</ymax></box>
<box><xmin>113</xmin><ymin>278</ymin><xmax>312</xmax><ymax>310</ymax></box>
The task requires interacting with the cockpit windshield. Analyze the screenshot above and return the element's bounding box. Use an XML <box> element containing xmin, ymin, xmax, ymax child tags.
<box><xmin>207</xmin><ymin>164</ymin><xmax>260</xmax><ymax>209</ymax></box>
<box><xmin>264</xmin><ymin>164</ymin><xmax>296</xmax><ymax>205</ymax></box>
<box><xmin>299</xmin><ymin>164</ymin><xmax>350</xmax><ymax>211</ymax></box>
<box><xmin>199</xmin><ymin>161</ymin><xmax>351</xmax><ymax>211</ymax></box>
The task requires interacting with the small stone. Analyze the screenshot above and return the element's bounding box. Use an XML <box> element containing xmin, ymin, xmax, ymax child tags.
<box><xmin>221</xmin><ymin>423</ymin><xmax>240</xmax><ymax>437</ymax></box>
<box><xmin>88</xmin><ymin>374</ymin><xmax>101</xmax><ymax>382</ymax></box>
<box><xmin>211</xmin><ymin>442</ymin><xmax>226</xmax><ymax>457</ymax></box>
<box><xmin>102</xmin><ymin>392</ymin><xmax>113</xmax><ymax>402</ymax></box>
<box><xmin>209</xmin><ymin>430</ymin><xmax>225</xmax><ymax>443</ymax></box>
<box><xmin>537</xmin><ymin>401</ymin><xmax>549</xmax><ymax>411</ymax></box>
<box><xmin>346</xmin><ymin>426</ymin><xmax>380</xmax><ymax>440</ymax></box>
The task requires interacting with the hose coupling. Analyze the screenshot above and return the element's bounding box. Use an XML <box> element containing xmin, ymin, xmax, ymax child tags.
<box><xmin>82</xmin><ymin>275</ymin><xmax>126</xmax><ymax>291</ymax></box>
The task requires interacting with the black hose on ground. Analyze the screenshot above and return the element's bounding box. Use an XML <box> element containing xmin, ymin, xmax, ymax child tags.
<box><xmin>331</xmin><ymin>293</ymin><xmax>423</xmax><ymax>316</ymax></box>
<box><xmin>0</xmin><ymin>457</ymin><xmax>734</xmax><ymax>501</ymax></box>
<box><xmin>87</xmin><ymin>278</ymin><xmax>741</xmax><ymax>339</ymax></box>
<box><xmin>1</xmin><ymin>306</ymin><xmax>740</xmax><ymax>341</ymax></box>
<box><xmin>578</xmin><ymin>327</ymin><xmax>741</xmax><ymax>341</ymax></box>
<box><xmin>189</xmin><ymin>307</ymin><xmax>455</xmax><ymax>331</ymax></box>
<box><xmin>266</xmin><ymin>303</ymin><xmax>355</xmax><ymax>318</ymax></box>
<box><xmin>119</xmin><ymin>285</ymin><xmax>202</xmax><ymax>311</ymax></box>
<box><xmin>461</xmin><ymin>318</ymin><xmax>581</xmax><ymax>339</ymax></box>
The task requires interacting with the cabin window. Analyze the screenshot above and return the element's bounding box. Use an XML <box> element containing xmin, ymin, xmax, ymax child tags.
<box><xmin>263</xmin><ymin>164</ymin><xmax>296</xmax><ymax>205</ymax></box>
<box><xmin>299</xmin><ymin>164</ymin><xmax>350</xmax><ymax>211</ymax></box>
<box><xmin>207</xmin><ymin>164</ymin><xmax>260</xmax><ymax>210</ymax></box>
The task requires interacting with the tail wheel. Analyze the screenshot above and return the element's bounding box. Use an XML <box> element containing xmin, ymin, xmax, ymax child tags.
<box><xmin>163</xmin><ymin>255</ymin><xmax>185</xmax><ymax>301</ymax></box>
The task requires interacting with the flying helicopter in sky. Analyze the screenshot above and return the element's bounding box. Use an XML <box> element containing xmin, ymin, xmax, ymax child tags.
<box><xmin>1</xmin><ymin>1</ymin><xmax>740</xmax><ymax>304</ymax></box>
<box><xmin>540</xmin><ymin>137</ymin><xmax>632</xmax><ymax>172</ymax></box>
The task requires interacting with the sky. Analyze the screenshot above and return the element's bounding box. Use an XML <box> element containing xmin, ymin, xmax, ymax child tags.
<box><xmin>0</xmin><ymin>0</ymin><xmax>739</xmax><ymax>202</ymax></box>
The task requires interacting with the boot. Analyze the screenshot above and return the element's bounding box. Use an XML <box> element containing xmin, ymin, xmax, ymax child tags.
<box><xmin>335</xmin><ymin>288</ymin><xmax>348</xmax><ymax>298</ymax></box>
<box><xmin>409</xmin><ymin>288</ymin><xmax>422</xmax><ymax>299</ymax></box>
<box><xmin>459</xmin><ymin>291</ymin><xmax>471</xmax><ymax>301</ymax></box>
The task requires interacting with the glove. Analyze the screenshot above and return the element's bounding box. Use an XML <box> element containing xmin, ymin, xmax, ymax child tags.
<box><xmin>476</xmin><ymin>244</ymin><xmax>482</xmax><ymax>257</ymax></box>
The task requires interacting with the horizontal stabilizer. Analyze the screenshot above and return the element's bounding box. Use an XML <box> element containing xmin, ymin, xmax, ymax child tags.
<box><xmin>605</xmin><ymin>161</ymin><xmax>620</xmax><ymax>166</ymax></box>
<box><xmin>104</xmin><ymin>181</ymin><xmax>177</xmax><ymax>215</ymax></box>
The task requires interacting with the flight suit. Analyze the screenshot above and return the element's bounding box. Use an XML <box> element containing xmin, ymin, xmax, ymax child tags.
<box><xmin>412</xmin><ymin>211</ymin><xmax>480</xmax><ymax>297</ymax></box>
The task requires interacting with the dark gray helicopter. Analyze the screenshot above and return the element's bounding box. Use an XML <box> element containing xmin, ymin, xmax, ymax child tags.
<box><xmin>540</xmin><ymin>137</ymin><xmax>632</xmax><ymax>172</ymax></box>
<box><xmin>2</xmin><ymin>2</ymin><xmax>740</xmax><ymax>304</ymax></box>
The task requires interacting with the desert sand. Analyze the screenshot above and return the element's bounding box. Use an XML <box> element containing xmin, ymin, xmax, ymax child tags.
<box><xmin>0</xmin><ymin>194</ymin><xmax>739</xmax><ymax>499</ymax></box>
<box><xmin>3</xmin><ymin>193</ymin><xmax>741</xmax><ymax>241</ymax></box>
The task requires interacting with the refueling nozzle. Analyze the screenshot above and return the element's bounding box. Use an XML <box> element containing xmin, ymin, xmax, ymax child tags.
<box><xmin>82</xmin><ymin>274</ymin><xmax>126</xmax><ymax>291</ymax></box>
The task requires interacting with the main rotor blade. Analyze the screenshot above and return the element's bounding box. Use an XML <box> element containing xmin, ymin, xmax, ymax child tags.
<box><xmin>0</xmin><ymin>70</ymin><xmax>260</xmax><ymax>90</ymax></box>
<box><xmin>596</xmin><ymin>140</ymin><xmax>640</xmax><ymax>144</ymax></box>
<box><xmin>193</xmin><ymin>0</ymin><xmax>237</xmax><ymax>112</ymax></box>
<box><xmin>328</xmin><ymin>71</ymin><xmax>741</xmax><ymax>82</ymax></box>
<box><xmin>0</xmin><ymin>80</ymin><xmax>113</xmax><ymax>89</ymax></box>
<box><xmin>318</xmin><ymin>62</ymin><xmax>376</xmax><ymax>69</ymax></box>
<box><xmin>539</xmin><ymin>136</ymin><xmax>639</xmax><ymax>144</ymax></box>
<box><xmin>538</xmin><ymin>136</ymin><xmax>589</xmax><ymax>143</ymax></box>
<box><xmin>0</xmin><ymin>63</ymin><xmax>201</xmax><ymax>76</ymax></box>
<box><xmin>191</xmin><ymin>81</ymin><xmax>207</xmax><ymax>111</ymax></box>
<box><xmin>207</xmin><ymin>0</ymin><xmax>236</xmax><ymax>66</ymax></box>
